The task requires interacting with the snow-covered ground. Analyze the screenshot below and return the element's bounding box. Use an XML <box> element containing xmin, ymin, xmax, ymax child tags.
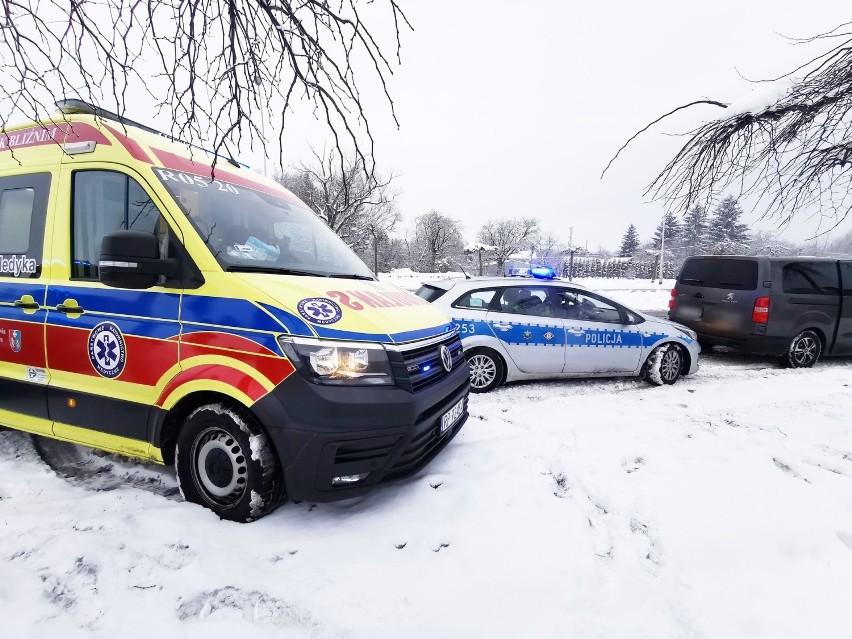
<box><xmin>2</xmin><ymin>280</ymin><xmax>851</xmax><ymax>638</ymax></box>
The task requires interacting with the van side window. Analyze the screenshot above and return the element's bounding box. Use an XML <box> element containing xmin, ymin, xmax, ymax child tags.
<box><xmin>842</xmin><ymin>262</ymin><xmax>852</xmax><ymax>296</ymax></box>
<box><xmin>782</xmin><ymin>262</ymin><xmax>840</xmax><ymax>295</ymax></box>
<box><xmin>72</xmin><ymin>171</ymin><xmax>166</xmax><ymax>279</ymax></box>
<box><xmin>0</xmin><ymin>173</ymin><xmax>51</xmax><ymax>279</ymax></box>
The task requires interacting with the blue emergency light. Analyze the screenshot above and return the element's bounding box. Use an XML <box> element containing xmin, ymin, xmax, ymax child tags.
<box><xmin>530</xmin><ymin>266</ymin><xmax>556</xmax><ymax>279</ymax></box>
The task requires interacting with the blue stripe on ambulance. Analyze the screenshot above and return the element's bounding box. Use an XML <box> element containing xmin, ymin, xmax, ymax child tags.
<box><xmin>0</xmin><ymin>283</ymin><xmax>47</xmax><ymax>326</ymax></box>
<box><xmin>45</xmin><ymin>286</ymin><xmax>180</xmax><ymax>319</ymax></box>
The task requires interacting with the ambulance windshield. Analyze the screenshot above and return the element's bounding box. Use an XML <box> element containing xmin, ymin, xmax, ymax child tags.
<box><xmin>154</xmin><ymin>168</ymin><xmax>374</xmax><ymax>279</ymax></box>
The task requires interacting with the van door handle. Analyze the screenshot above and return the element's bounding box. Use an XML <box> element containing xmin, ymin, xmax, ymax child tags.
<box><xmin>56</xmin><ymin>302</ymin><xmax>85</xmax><ymax>315</ymax></box>
<box><xmin>13</xmin><ymin>297</ymin><xmax>40</xmax><ymax>310</ymax></box>
<box><xmin>693</xmin><ymin>293</ymin><xmax>704</xmax><ymax>299</ymax></box>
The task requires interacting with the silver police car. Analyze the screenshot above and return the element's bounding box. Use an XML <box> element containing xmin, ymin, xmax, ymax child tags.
<box><xmin>417</xmin><ymin>270</ymin><xmax>700</xmax><ymax>392</ymax></box>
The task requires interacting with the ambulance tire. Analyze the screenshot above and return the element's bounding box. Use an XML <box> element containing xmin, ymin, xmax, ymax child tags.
<box><xmin>465</xmin><ymin>347</ymin><xmax>504</xmax><ymax>393</ymax></box>
<box><xmin>643</xmin><ymin>343</ymin><xmax>683</xmax><ymax>386</ymax></box>
<box><xmin>176</xmin><ymin>403</ymin><xmax>283</xmax><ymax>523</ymax></box>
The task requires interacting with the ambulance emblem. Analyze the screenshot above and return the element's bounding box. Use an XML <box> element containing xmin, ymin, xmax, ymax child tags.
<box><xmin>88</xmin><ymin>322</ymin><xmax>126</xmax><ymax>379</ymax></box>
<box><xmin>297</xmin><ymin>298</ymin><xmax>342</xmax><ymax>325</ymax></box>
<box><xmin>9</xmin><ymin>330</ymin><xmax>21</xmax><ymax>353</ymax></box>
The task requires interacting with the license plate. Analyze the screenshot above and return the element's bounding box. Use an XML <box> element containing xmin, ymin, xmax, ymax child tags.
<box><xmin>676</xmin><ymin>305</ymin><xmax>703</xmax><ymax>320</ymax></box>
<box><xmin>440</xmin><ymin>398</ymin><xmax>464</xmax><ymax>434</ymax></box>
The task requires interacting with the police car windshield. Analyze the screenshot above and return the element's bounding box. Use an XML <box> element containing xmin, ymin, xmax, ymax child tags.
<box><xmin>154</xmin><ymin>168</ymin><xmax>374</xmax><ymax>279</ymax></box>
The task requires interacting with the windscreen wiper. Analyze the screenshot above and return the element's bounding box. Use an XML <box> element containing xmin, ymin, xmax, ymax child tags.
<box><xmin>334</xmin><ymin>274</ymin><xmax>375</xmax><ymax>281</ymax></box>
<box><xmin>226</xmin><ymin>265</ymin><xmax>324</xmax><ymax>277</ymax></box>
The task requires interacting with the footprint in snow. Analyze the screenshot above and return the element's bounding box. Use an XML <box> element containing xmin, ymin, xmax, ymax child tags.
<box><xmin>623</xmin><ymin>457</ymin><xmax>644</xmax><ymax>474</ymax></box>
<box><xmin>41</xmin><ymin>557</ymin><xmax>101</xmax><ymax>629</ymax></box>
<box><xmin>837</xmin><ymin>531</ymin><xmax>852</xmax><ymax>552</ymax></box>
<box><xmin>177</xmin><ymin>586</ymin><xmax>321</xmax><ymax>630</ymax></box>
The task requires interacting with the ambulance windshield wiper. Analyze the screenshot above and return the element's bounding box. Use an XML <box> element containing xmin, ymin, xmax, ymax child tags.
<box><xmin>226</xmin><ymin>265</ymin><xmax>325</xmax><ymax>277</ymax></box>
<box><xmin>334</xmin><ymin>274</ymin><xmax>375</xmax><ymax>281</ymax></box>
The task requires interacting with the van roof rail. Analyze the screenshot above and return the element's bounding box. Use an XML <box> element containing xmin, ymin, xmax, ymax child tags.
<box><xmin>55</xmin><ymin>99</ymin><xmax>244</xmax><ymax>169</ymax></box>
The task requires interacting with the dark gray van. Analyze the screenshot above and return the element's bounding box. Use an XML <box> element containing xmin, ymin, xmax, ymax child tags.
<box><xmin>669</xmin><ymin>256</ymin><xmax>852</xmax><ymax>367</ymax></box>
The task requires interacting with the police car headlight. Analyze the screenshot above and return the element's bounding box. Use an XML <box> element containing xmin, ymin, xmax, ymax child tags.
<box><xmin>277</xmin><ymin>336</ymin><xmax>394</xmax><ymax>385</ymax></box>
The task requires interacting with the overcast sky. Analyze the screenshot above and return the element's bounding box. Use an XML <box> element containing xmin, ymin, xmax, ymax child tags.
<box><xmin>271</xmin><ymin>1</ymin><xmax>848</xmax><ymax>252</ymax></box>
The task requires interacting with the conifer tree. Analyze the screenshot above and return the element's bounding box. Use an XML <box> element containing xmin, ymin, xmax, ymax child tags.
<box><xmin>652</xmin><ymin>210</ymin><xmax>680</xmax><ymax>246</ymax></box>
<box><xmin>619</xmin><ymin>224</ymin><xmax>640</xmax><ymax>256</ymax></box>
<box><xmin>680</xmin><ymin>203</ymin><xmax>710</xmax><ymax>256</ymax></box>
<box><xmin>709</xmin><ymin>196</ymin><xmax>750</xmax><ymax>254</ymax></box>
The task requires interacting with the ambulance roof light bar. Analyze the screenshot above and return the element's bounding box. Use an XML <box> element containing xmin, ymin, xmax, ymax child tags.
<box><xmin>55</xmin><ymin>99</ymin><xmax>244</xmax><ymax>169</ymax></box>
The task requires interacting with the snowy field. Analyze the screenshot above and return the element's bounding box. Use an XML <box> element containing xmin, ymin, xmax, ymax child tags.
<box><xmin>2</xmin><ymin>279</ymin><xmax>852</xmax><ymax>638</ymax></box>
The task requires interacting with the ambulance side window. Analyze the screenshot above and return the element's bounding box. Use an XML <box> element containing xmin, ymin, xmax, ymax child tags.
<box><xmin>0</xmin><ymin>172</ymin><xmax>51</xmax><ymax>279</ymax></box>
<box><xmin>72</xmin><ymin>170</ymin><xmax>167</xmax><ymax>279</ymax></box>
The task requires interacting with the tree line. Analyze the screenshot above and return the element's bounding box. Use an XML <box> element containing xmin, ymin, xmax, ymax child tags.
<box><xmin>277</xmin><ymin>151</ymin><xmax>846</xmax><ymax>278</ymax></box>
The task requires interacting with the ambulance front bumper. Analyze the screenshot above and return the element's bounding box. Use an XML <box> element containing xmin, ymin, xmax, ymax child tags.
<box><xmin>251</xmin><ymin>363</ymin><xmax>470</xmax><ymax>502</ymax></box>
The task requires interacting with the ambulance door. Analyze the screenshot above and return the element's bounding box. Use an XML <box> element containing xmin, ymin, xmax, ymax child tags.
<box><xmin>0</xmin><ymin>172</ymin><xmax>53</xmax><ymax>435</ymax></box>
<box><xmin>558</xmin><ymin>288</ymin><xmax>643</xmax><ymax>374</ymax></box>
<box><xmin>45</xmin><ymin>167</ymin><xmax>183</xmax><ymax>455</ymax></box>
<box><xmin>485</xmin><ymin>285</ymin><xmax>566</xmax><ymax>374</ymax></box>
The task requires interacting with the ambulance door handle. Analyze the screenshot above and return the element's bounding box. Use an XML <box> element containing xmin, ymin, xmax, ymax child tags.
<box><xmin>13</xmin><ymin>298</ymin><xmax>40</xmax><ymax>310</ymax></box>
<box><xmin>56</xmin><ymin>302</ymin><xmax>85</xmax><ymax>315</ymax></box>
<box><xmin>567</xmin><ymin>328</ymin><xmax>584</xmax><ymax>336</ymax></box>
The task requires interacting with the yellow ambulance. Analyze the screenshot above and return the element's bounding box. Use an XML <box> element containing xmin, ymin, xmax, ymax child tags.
<box><xmin>0</xmin><ymin>101</ymin><xmax>469</xmax><ymax>522</ymax></box>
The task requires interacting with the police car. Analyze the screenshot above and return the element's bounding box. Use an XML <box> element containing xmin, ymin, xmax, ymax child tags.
<box><xmin>417</xmin><ymin>268</ymin><xmax>700</xmax><ymax>392</ymax></box>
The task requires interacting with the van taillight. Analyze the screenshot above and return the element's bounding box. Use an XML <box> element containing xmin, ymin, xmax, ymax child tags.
<box><xmin>668</xmin><ymin>288</ymin><xmax>677</xmax><ymax>309</ymax></box>
<box><xmin>752</xmin><ymin>296</ymin><xmax>770</xmax><ymax>324</ymax></box>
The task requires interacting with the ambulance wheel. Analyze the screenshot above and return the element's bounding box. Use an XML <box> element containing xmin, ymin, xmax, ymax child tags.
<box><xmin>175</xmin><ymin>403</ymin><xmax>283</xmax><ymax>522</ymax></box>
<box><xmin>644</xmin><ymin>343</ymin><xmax>683</xmax><ymax>386</ymax></box>
<box><xmin>465</xmin><ymin>348</ymin><xmax>504</xmax><ymax>393</ymax></box>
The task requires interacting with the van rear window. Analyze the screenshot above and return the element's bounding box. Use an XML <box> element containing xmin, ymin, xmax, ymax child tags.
<box><xmin>679</xmin><ymin>258</ymin><xmax>758</xmax><ymax>291</ymax></box>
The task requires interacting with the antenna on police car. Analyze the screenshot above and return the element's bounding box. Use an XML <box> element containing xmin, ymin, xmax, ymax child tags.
<box><xmin>455</xmin><ymin>262</ymin><xmax>472</xmax><ymax>279</ymax></box>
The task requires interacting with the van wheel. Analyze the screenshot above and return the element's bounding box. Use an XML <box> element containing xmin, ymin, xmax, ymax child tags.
<box><xmin>782</xmin><ymin>330</ymin><xmax>822</xmax><ymax>368</ymax></box>
<box><xmin>175</xmin><ymin>403</ymin><xmax>283</xmax><ymax>522</ymax></box>
<box><xmin>644</xmin><ymin>343</ymin><xmax>683</xmax><ymax>386</ymax></box>
<box><xmin>465</xmin><ymin>348</ymin><xmax>504</xmax><ymax>393</ymax></box>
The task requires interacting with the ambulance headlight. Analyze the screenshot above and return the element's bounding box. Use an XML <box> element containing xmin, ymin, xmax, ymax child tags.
<box><xmin>277</xmin><ymin>336</ymin><xmax>394</xmax><ymax>385</ymax></box>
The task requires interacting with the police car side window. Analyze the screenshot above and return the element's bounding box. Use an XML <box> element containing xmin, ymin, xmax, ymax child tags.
<box><xmin>72</xmin><ymin>171</ymin><xmax>166</xmax><ymax>279</ymax></box>
<box><xmin>0</xmin><ymin>172</ymin><xmax>50</xmax><ymax>279</ymax></box>
<box><xmin>499</xmin><ymin>287</ymin><xmax>556</xmax><ymax>317</ymax></box>
<box><xmin>558</xmin><ymin>290</ymin><xmax>622</xmax><ymax>323</ymax></box>
<box><xmin>453</xmin><ymin>289</ymin><xmax>498</xmax><ymax>311</ymax></box>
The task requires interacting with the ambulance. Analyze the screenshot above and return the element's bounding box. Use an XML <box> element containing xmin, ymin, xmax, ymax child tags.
<box><xmin>0</xmin><ymin>101</ymin><xmax>469</xmax><ymax>522</ymax></box>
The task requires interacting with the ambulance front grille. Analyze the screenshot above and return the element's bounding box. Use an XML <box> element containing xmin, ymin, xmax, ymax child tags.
<box><xmin>391</xmin><ymin>333</ymin><xmax>465</xmax><ymax>393</ymax></box>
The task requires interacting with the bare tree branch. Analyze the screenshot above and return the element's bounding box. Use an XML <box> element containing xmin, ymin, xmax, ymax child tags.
<box><xmin>0</xmin><ymin>0</ymin><xmax>412</xmax><ymax>172</ymax></box>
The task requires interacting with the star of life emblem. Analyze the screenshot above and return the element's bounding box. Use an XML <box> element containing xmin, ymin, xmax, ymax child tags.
<box><xmin>88</xmin><ymin>322</ymin><xmax>126</xmax><ymax>379</ymax></box>
<box><xmin>297</xmin><ymin>297</ymin><xmax>343</xmax><ymax>325</ymax></box>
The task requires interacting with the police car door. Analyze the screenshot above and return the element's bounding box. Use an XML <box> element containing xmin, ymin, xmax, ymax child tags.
<box><xmin>558</xmin><ymin>288</ymin><xmax>643</xmax><ymax>374</ymax></box>
<box><xmin>45</xmin><ymin>167</ymin><xmax>183</xmax><ymax>455</ymax></box>
<box><xmin>0</xmin><ymin>172</ymin><xmax>53</xmax><ymax>436</ymax></box>
<box><xmin>485</xmin><ymin>285</ymin><xmax>566</xmax><ymax>374</ymax></box>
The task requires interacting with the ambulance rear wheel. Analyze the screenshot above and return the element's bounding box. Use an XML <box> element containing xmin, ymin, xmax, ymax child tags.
<box><xmin>175</xmin><ymin>403</ymin><xmax>283</xmax><ymax>522</ymax></box>
<box><xmin>465</xmin><ymin>348</ymin><xmax>504</xmax><ymax>393</ymax></box>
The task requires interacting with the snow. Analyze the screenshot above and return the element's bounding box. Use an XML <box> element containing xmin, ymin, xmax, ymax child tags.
<box><xmin>725</xmin><ymin>79</ymin><xmax>795</xmax><ymax>116</ymax></box>
<box><xmin>2</xmin><ymin>279</ymin><xmax>852</xmax><ymax>637</ymax></box>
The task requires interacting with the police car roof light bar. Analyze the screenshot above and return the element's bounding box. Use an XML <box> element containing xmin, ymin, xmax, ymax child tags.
<box><xmin>530</xmin><ymin>266</ymin><xmax>556</xmax><ymax>279</ymax></box>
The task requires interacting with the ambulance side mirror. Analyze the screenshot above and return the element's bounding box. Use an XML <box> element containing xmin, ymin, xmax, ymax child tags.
<box><xmin>99</xmin><ymin>230</ymin><xmax>176</xmax><ymax>290</ymax></box>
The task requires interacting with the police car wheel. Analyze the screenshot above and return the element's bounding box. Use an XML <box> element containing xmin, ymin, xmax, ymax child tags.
<box><xmin>175</xmin><ymin>403</ymin><xmax>283</xmax><ymax>522</ymax></box>
<box><xmin>782</xmin><ymin>330</ymin><xmax>822</xmax><ymax>369</ymax></box>
<box><xmin>644</xmin><ymin>344</ymin><xmax>683</xmax><ymax>386</ymax></box>
<box><xmin>465</xmin><ymin>348</ymin><xmax>504</xmax><ymax>393</ymax></box>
